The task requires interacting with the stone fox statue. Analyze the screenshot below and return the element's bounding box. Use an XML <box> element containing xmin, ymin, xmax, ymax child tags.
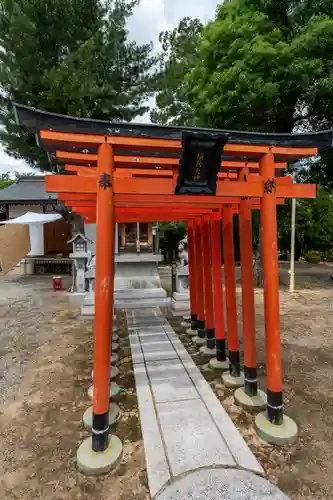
<box><xmin>178</xmin><ymin>240</ymin><xmax>188</xmax><ymax>267</ymax></box>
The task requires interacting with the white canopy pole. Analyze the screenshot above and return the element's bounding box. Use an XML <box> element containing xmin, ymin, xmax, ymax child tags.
<box><xmin>289</xmin><ymin>197</ymin><xmax>296</xmax><ymax>292</ymax></box>
<box><xmin>0</xmin><ymin>211</ymin><xmax>63</xmax><ymax>257</ymax></box>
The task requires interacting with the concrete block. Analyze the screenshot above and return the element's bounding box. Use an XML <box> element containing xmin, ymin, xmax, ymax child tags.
<box><xmin>183</xmin><ymin>360</ymin><xmax>264</xmax><ymax>476</ymax></box>
<box><xmin>167</xmin><ymin>336</ymin><xmax>192</xmax><ymax>362</ymax></box>
<box><xmin>209</xmin><ymin>358</ymin><xmax>229</xmax><ymax>371</ymax></box>
<box><xmin>116</xmin><ymin>297</ymin><xmax>171</xmax><ymax>309</ymax></box>
<box><xmin>255</xmin><ymin>412</ymin><xmax>298</xmax><ymax>446</ymax></box>
<box><xmin>200</xmin><ymin>346</ymin><xmax>216</xmax><ymax>357</ymax></box>
<box><xmin>156</xmin><ymin>399</ymin><xmax>235</xmax><ymax>476</ymax></box>
<box><xmin>138</xmin><ymin>327</ymin><xmax>167</xmax><ymax>335</ymax></box>
<box><xmin>163</xmin><ymin>325</ymin><xmax>175</xmax><ymax>335</ymax></box>
<box><xmin>133</xmin><ymin>364</ymin><xmax>171</xmax><ymax>497</ymax></box>
<box><xmin>141</xmin><ymin>340</ymin><xmax>178</xmax><ymax>362</ymax></box>
<box><xmin>130</xmin><ymin>343</ymin><xmax>145</xmax><ymax>364</ymax></box>
<box><xmin>139</xmin><ymin>334</ymin><xmax>170</xmax><ymax>344</ymax></box>
<box><xmin>77</xmin><ymin>435</ymin><xmax>123</xmax><ymax>475</ymax></box>
<box><xmin>146</xmin><ymin>359</ymin><xmax>198</xmax><ymax>404</ymax></box>
<box><xmin>186</xmin><ymin>328</ymin><xmax>198</xmax><ymax>337</ymax></box>
<box><xmin>83</xmin><ymin>403</ymin><xmax>121</xmax><ymax>429</ymax></box>
<box><xmin>234</xmin><ymin>388</ymin><xmax>267</xmax><ymax>411</ymax></box>
<box><xmin>155</xmin><ymin>469</ymin><xmax>291</xmax><ymax>500</ymax></box>
<box><xmin>222</xmin><ymin>372</ymin><xmax>245</xmax><ymax>389</ymax></box>
<box><xmin>192</xmin><ymin>336</ymin><xmax>206</xmax><ymax>346</ymax></box>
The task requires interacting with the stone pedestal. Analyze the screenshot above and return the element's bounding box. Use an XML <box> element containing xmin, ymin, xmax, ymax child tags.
<box><xmin>70</xmin><ymin>252</ymin><xmax>88</xmax><ymax>294</ymax></box>
<box><xmin>114</xmin><ymin>253</ymin><xmax>169</xmax><ymax>309</ymax></box>
<box><xmin>82</xmin><ymin>253</ymin><xmax>169</xmax><ymax>315</ymax></box>
<box><xmin>171</xmin><ymin>265</ymin><xmax>190</xmax><ymax>316</ymax></box>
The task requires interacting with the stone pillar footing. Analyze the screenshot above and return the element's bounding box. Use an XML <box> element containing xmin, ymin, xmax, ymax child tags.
<box><xmin>209</xmin><ymin>358</ymin><xmax>229</xmax><ymax>371</ymax></box>
<box><xmin>77</xmin><ymin>435</ymin><xmax>123</xmax><ymax>475</ymax></box>
<box><xmin>200</xmin><ymin>346</ymin><xmax>216</xmax><ymax>357</ymax></box>
<box><xmin>88</xmin><ymin>382</ymin><xmax>121</xmax><ymax>401</ymax></box>
<box><xmin>83</xmin><ymin>404</ymin><xmax>121</xmax><ymax>429</ymax></box>
<box><xmin>234</xmin><ymin>388</ymin><xmax>267</xmax><ymax>411</ymax></box>
<box><xmin>255</xmin><ymin>412</ymin><xmax>298</xmax><ymax>445</ymax></box>
<box><xmin>222</xmin><ymin>372</ymin><xmax>245</xmax><ymax>389</ymax></box>
<box><xmin>192</xmin><ymin>336</ymin><xmax>206</xmax><ymax>346</ymax></box>
<box><xmin>186</xmin><ymin>328</ymin><xmax>198</xmax><ymax>337</ymax></box>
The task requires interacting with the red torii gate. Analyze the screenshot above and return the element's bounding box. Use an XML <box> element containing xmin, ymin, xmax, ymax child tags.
<box><xmin>14</xmin><ymin>103</ymin><xmax>325</xmax><ymax>474</ymax></box>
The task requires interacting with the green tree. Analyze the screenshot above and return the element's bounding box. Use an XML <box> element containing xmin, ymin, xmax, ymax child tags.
<box><xmin>0</xmin><ymin>172</ymin><xmax>15</xmax><ymax>215</ymax></box>
<box><xmin>158</xmin><ymin>222</ymin><xmax>187</xmax><ymax>262</ymax></box>
<box><xmin>153</xmin><ymin>0</ymin><xmax>333</xmax><ymax>266</ymax></box>
<box><xmin>0</xmin><ymin>0</ymin><xmax>157</xmax><ymax>170</ymax></box>
<box><xmin>151</xmin><ymin>17</ymin><xmax>203</xmax><ymax>126</ymax></box>
<box><xmin>278</xmin><ymin>186</ymin><xmax>333</xmax><ymax>258</ymax></box>
<box><xmin>154</xmin><ymin>0</ymin><xmax>333</xmax><ymax>134</ymax></box>
<box><xmin>188</xmin><ymin>0</ymin><xmax>333</xmax><ymax>132</ymax></box>
<box><xmin>0</xmin><ymin>172</ymin><xmax>14</xmax><ymax>190</ymax></box>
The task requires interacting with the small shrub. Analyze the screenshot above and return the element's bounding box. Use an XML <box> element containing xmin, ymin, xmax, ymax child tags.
<box><xmin>322</xmin><ymin>249</ymin><xmax>333</xmax><ymax>262</ymax></box>
<box><xmin>304</xmin><ymin>250</ymin><xmax>321</xmax><ymax>264</ymax></box>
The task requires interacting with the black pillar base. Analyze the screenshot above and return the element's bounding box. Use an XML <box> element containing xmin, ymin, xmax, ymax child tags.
<box><xmin>244</xmin><ymin>366</ymin><xmax>258</xmax><ymax>397</ymax></box>
<box><xmin>206</xmin><ymin>328</ymin><xmax>215</xmax><ymax>349</ymax></box>
<box><xmin>229</xmin><ymin>350</ymin><xmax>241</xmax><ymax>377</ymax></box>
<box><xmin>267</xmin><ymin>390</ymin><xmax>283</xmax><ymax>425</ymax></box>
<box><xmin>197</xmin><ymin>320</ymin><xmax>206</xmax><ymax>339</ymax></box>
<box><xmin>216</xmin><ymin>338</ymin><xmax>227</xmax><ymax>362</ymax></box>
<box><xmin>92</xmin><ymin>411</ymin><xmax>109</xmax><ymax>452</ymax></box>
<box><xmin>191</xmin><ymin>313</ymin><xmax>198</xmax><ymax>331</ymax></box>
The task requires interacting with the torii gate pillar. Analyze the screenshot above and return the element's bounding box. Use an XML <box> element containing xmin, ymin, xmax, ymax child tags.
<box><xmin>255</xmin><ymin>153</ymin><xmax>298</xmax><ymax>444</ymax></box>
<box><xmin>77</xmin><ymin>143</ymin><xmax>123</xmax><ymax>474</ymax></box>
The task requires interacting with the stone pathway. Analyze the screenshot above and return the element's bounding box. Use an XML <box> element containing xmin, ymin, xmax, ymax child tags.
<box><xmin>126</xmin><ymin>308</ymin><xmax>290</xmax><ymax>500</ymax></box>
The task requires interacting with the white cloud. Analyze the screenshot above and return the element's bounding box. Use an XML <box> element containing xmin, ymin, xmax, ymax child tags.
<box><xmin>163</xmin><ymin>0</ymin><xmax>219</xmax><ymax>25</ymax></box>
<box><xmin>127</xmin><ymin>0</ymin><xmax>173</xmax><ymax>52</ymax></box>
<box><xmin>0</xmin><ymin>143</ymin><xmax>33</xmax><ymax>177</ymax></box>
<box><xmin>0</xmin><ymin>0</ymin><xmax>221</xmax><ymax>173</ymax></box>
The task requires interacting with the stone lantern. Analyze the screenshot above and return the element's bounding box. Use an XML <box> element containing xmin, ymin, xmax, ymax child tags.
<box><xmin>68</xmin><ymin>233</ymin><xmax>92</xmax><ymax>294</ymax></box>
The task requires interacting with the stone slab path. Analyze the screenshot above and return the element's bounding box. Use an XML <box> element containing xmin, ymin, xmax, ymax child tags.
<box><xmin>126</xmin><ymin>308</ymin><xmax>290</xmax><ymax>500</ymax></box>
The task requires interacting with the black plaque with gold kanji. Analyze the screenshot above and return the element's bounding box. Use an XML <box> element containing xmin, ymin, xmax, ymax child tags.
<box><xmin>175</xmin><ymin>132</ymin><xmax>228</xmax><ymax>195</ymax></box>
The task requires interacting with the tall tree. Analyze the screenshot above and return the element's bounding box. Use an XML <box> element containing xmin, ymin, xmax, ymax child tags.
<box><xmin>0</xmin><ymin>0</ymin><xmax>157</xmax><ymax>170</ymax></box>
<box><xmin>187</xmin><ymin>0</ymin><xmax>333</xmax><ymax>132</ymax></box>
<box><xmin>154</xmin><ymin>0</ymin><xmax>333</xmax><ymax>134</ymax></box>
<box><xmin>278</xmin><ymin>186</ymin><xmax>333</xmax><ymax>258</ymax></box>
<box><xmin>151</xmin><ymin>17</ymin><xmax>203</xmax><ymax>126</ymax></box>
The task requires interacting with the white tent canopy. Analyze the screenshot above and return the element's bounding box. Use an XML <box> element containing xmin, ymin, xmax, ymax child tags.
<box><xmin>0</xmin><ymin>211</ymin><xmax>62</xmax><ymax>225</ymax></box>
<box><xmin>0</xmin><ymin>212</ymin><xmax>62</xmax><ymax>256</ymax></box>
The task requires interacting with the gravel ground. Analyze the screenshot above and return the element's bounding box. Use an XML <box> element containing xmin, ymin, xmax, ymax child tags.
<box><xmin>164</xmin><ymin>262</ymin><xmax>333</xmax><ymax>500</ymax></box>
<box><xmin>0</xmin><ymin>275</ymin><xmax>148</xmax><ymax>500</ymax></box>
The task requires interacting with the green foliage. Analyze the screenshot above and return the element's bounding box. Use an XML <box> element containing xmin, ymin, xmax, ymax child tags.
<box><xmin>0</xmin><ymin>172</ymin><xmax>14</xmax><ymax>190</ymax></box>
<box><xmin>303</xmin><ymin>250</ymin><xmax>321</xmax><ymax>263</ymax></box>
<box><xmin>0</xmin><ymin>172</ymin><xmax>15</xmax><ymax>214</ymax></box>
<box><xmin>0</xmin><ymin>0</ymin><xmax>157</xmax><ymax>170</ymax></box>
<box><xmin>158</xmin><ymin>222</ymin><xmax>187</xmax><ymax>262</ymax></box>
<box><xmin>278</xmin><ymin>186</ymin><xmax>333</xmax><ymax>258</ymax></box>
<box><xmin>321</xmin><ymin>248</ymin><xmax>333</xmax><ymax>261</ymax></box>
<box><xmin>154</xmin><ymin>0</ymin><xmax>333</xmax><ymax>134</ymax></box>
<box><xmin>187</xmin><ymin>0</ymin><xmax>333</xmax><ymax>132</ymax></box>
<box><xmin>151</xmin><ymin>17</ymin><xmax>203</xmax><ymax>126</ymax></box>
<box><xmin>153</xmin><ymin>1</ymin><xmax>333</xmax><ymax>257</ymax></box>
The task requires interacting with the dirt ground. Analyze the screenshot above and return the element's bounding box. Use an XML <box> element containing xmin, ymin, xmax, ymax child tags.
<box><xmin>165</xmin><ymin>262</ymin><xmax>333</xmax><ymax>500</ymax></box>
<box><xmin>0</xmin><ymin>276</ymin><xmax>148</xmax><ymax>500</ymax></box>
<box><xmin>1</xmin><ymin>263</ymin><xmax>333</xmax><ymax>500</ymax></box>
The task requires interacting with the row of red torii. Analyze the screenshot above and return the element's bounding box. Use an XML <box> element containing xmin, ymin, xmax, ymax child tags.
<box><xmin>14</xmin><ymin>103</ymin><xmax>330</xmax><ymax>473</ymax></box>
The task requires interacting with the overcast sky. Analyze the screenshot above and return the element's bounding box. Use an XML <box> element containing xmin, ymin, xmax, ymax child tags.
<box><xmin>0</xmin><ymin>0</ymin><xmax>220</xmax><ymax>176</ymax></box>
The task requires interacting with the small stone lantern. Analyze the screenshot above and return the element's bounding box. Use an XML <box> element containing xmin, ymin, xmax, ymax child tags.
<box><xmin>68</xmin><ymin>233</ymin><xmax>92</xmax><ymax>294</ymax></box>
